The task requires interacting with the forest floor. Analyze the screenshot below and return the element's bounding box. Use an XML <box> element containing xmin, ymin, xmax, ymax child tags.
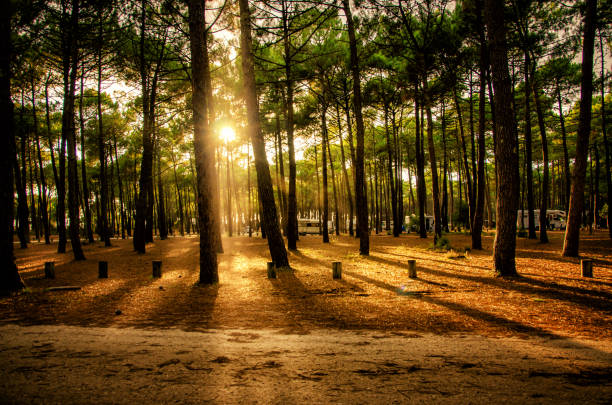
<box><xmin>1</xmin><ymin>231</ymin><xmax>611</xmax><ymax>403</ymax></box>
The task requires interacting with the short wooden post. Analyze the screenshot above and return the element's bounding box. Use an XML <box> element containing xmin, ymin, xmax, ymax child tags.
<box><xmin>408</xmin><ymin>260</ymin><xmax>417</xmax><ymax>279</ymax></box>
<box><xmin>267</xmin><ymin>262</ymin><xmax>276</xmax><ymax>279</ymax></box>
<box><xmin>152</xmin><ymin>261</ymin><xmax>162</xmax><ymax>278</ymax></box>
<box><xmin>44</xmin><ymin>262</ymin><xmax>55</xmax><ymax>279</ymax></box>
<box><xmin>581</xmin><ymin>259</ymin><xmax>593</xmax><ymax>278</ymax></box>
<box><xmin>332</xmin><ymin>262</ymin><xmax>342</xmax><ymax>279</ymax></box>
<box><xmin>98</xmin><ymin>261</ymin><xmax>108</xmax><ymax>278</ymax></box>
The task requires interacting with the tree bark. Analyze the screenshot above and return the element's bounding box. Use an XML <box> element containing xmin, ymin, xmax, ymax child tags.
<box><xmin>63</xmin><ymin>0</ymin><xmax>85</xmax><ymax>260</ymax></box>
<box><xmin>32</xmin><ymin>80</ymin><xmax>51</xmax><ymax>244</ymax></box>
<box><xmin>472</xmin><ymin>8</ymin><xmax>487</xmax><ymax>250</ymax></box>
<box><xmin>14</xmin><ymin>102</ymin><xmax>29</xmax><ymax>248</ymax></box>
<box><xmin>384</xmin><ymin>102</ymin><xmax>399</xmax><ymax>236</ymax></box>
<box><xmin>342</xmin><ymin>0</ymin><xmax>369</xmax><ymax>255</ymax></box>
<box><xmin>441</xmin><ymin>102</ymin><xmax>449</xmax><ymax>232</ymax></box>
<box><xmin>532</xmin><ymin>81</ymin><xmax>549</xmax><ymax>243</ymax></box>
<box><xmin>281</xmin><ymin>0</ymin><xmax>298</xmax><ymax>250</ymax></box>
<box><xmin>484</xmin><ymin>0</ymin><xmax>520</xmax><ymax>276</ymax></box>
<box><xmin>1</xmin><ymin>3</ymin><xmax>25</xmax><ymax>293</ymax></box>
<box><xmin>155</xmin><ymin>136</ymin><xmax>167</xmax><ymax>240</ymax></box>
<box><xmin>326</xmin><ymin>120</ymin><xmax>340</xmax><ymax>236</ymax></box>
<box><xmin>599</xmin><ymin>30</ymin><xmax>612</xmax><ymax>238</ymax></box>
<box><xmin>423</xmin><ymin>79</ymin><xmax>442</xmax><ymax>241</ymax></box>
<box><xmin>97</xmin><ymin>12</ymin><xmax>110</xmax><ymax>247</ymax></box>
<box><xmin>415</xmin><ymin>91</ymin><xmax>427</xmax><ymax>238</ymax></box>
<box><xmin>188</xmin><ymin>0</ymin><xmax>218</xmax><ymax>283</ymax></box>
<box><xmin>453</xmin><ymin>88</ymin><xmax>473</xmax><ymax>230</ymax></box>
<box><xmin>202</xmin><ymin>26</ymin><xmax>223</xmax><ymax>253</ymax></box>
<box><xmin>523</xmin><ymin>50</ymin><xmax>536</xmax><ymax>239</ymax></box>
<box><xmin>321</xmin><ymin>105</ymin><xmax>329</xmax><ymax>243</ymax></box>
<box><xmin>239</xmin><ymin>0</ymin><xmax>289</xmax><ymax>268</ymax></box>
<box><xmin>78</xmin><ymin>69</ymin><xmax>94</xmax><ymax>243</ymax></box>
<box><xmin>556</xmin><ymin>80</ymin><xmax>571</xmax><ymax>211</ymax></box>
<box><xmin>563</xmin><ymin>0</ymin><xmax>597</xmax><ymax>257</ymax></box>
<box><xmin>336</xmin><ymin>103</ymin><xmax>354</xmax><ymax>236</ymax></box>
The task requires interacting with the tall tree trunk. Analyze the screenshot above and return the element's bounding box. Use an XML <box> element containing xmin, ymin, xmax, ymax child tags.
<box><xmin>28</xmin><ymin>126</ymin><xmax>39</xmax><ymax>242</ymax></box>
<box><xmin>384</xmin><ymin>102</ymin><xmax>399</xmax><ymax>237</ymax></box>
<box><xmin>523</xmin><ymin>50</ymin><xmax>536</xmax><ymax>239</ymax></box>
<box><xmin>202</xmin><ymin>25</ymin><xmax>223</xmax><ymax>253</ymax></box>
<box><xmin>97</xmin><ymin>15</ymin><xmax>110</xmax><ymax>247</ymax></box>
<box><xmin>556</xmin><ymin>80</ymin><xmax>571</xmax><ymax>211</ymax></box>
<box><xmin>441</xmin><ymin>102</ymin><xmax>449</xmax><ymax>232</ymax></box>
<box><xmin>108</xmin><ymin>150</ymin><xmax>117</xmax><ymax>236</ymax></box>
<box><xmin>326</xmin><ymin>120</ymin><xmax>340</xmax><ymax>236</ymax></box>
<box><xmin>342</xmin><ymin>0</ymin><xmax>369</xmax><ymax>255</ymax></box>
<box><xmin>415</xmin><ymin>91</ymin><xmax>426</xmax><ymax>238</ymax></box>
<box><xmin>45</xmin><ymin>80</ymin><xmax>60</xmax><ymax>200</ymax></box>
<box><xmin>170</xmin><ymin>148</ymin><xmax>184</xmax><ymax>236</ymax></box>
<box><xmin>393</xmin><ymin>109</ymin><xmax>403</xmax><ymax>235</ymax></box>
<box><xmin>1</xmin><ymin>3</ymin><xmax>25</xmax><ymax>293</ymax></box>
<box><xmin>281</xmin><ymin>1</ymin><xmax>298</xmax><ymax>250</ymax></box>
<box><xmin>32</xmin><ymin>81</ymin><xmax>51</xmax><ymax>244</ymax></box>
<box><xmin>599</xmin><ymin>30</ymin><xmax>612</xmax><ymax>238</ymax></box>
<box><xmin>247</xmin><ymin>143</ymin><xmax>252</xmax><ymax>237</ymax></box>
<box><xmin>453</xmin><ymin>88</ymin><xmax>473</xmax><ymax>229</ymax></box>
<box><xmin>472</xmin><ymin>9</ymin><xmax>487</xmax><ymax>250</ymax></box>
<box><xmin>315</xmin><ymin>145</ymin><xmax>321</xmax><ymax>230</ymax></box>
<box><xmin>594</xmin><ymin>142</ymin><xmax>600</xmax><ymax>228</ymax></box>
<box><xmin>63</xmin><ymin>0</ymin><xmax>85</xmax><ymax>260</ymax></box>
<box><xmin>336</xmin><ymin>103</ymin><xmax>354</xmax><ymax>236</ymax></box>
<box><xmin>275</xmin><ymin>113</ymin><xmax>287</xmax><ymax>234</ymax></box>
<box><xmin>133</xmin><ymin>0</ymin><xmax>150</xmax><ymax>253</ymax></box>
<box><xmin>134</xmin><ymin>2</ymin><xmax>165</xmax><ymax>252</ymax></box>
<box><xmin>78</xmin><ymin>69</ymin><xmax>94</xmax><ymax>243</ymax></box>
<box><xmin>321</xmin><ymin>105</ymin><xmax>329</xmax><ymax>243</ymax></box>
<box><xmin>468</xmin><ymin>72</ymin><xmax>477</xmax><ymax>225</ymax></box>
<box><xmin>563</xmin><ymin>0</ymin><xmax>597</xmax><ymax>257</ymax></box>
<box><xmin>188</xmin><ymin>0</ymin><xmax>218</xmax><ymax>283</ymax></box>
<box><xmin>239</xmin><ymin>0</ymin><xmax>289</xmax><ymax>268</ymax></box>
<box><xmin>155</xmin><ymin>137</ymin><xmax>167</xmax><ymax>239</ymax></box>
<box><xmin>14</xmin><ymin>102</ymin><xmax>29</xmax><ymax>249</ymax></box>
<box><xmin>225</xmin><ymin>142</ymin><xmax>233</xmax><ymax>236</ymax></box>
<box><xmin>112</xmin><ymin>129</ymin><xmax>127</xmax><ymax>239</ymax></box>
<box><xmin>532</xmin><ymin>80</ymin><xmax>549</xmax><ymax>243</ymax></box>
<box><xmin>423</xmin><ymin>80</ymin><xmax>442</xmax><ymax>241</ymax></box>
<box><xmin>485</xmin><ymin>0</ymin><xmax>520</xmax><ymax>276</ymax></box>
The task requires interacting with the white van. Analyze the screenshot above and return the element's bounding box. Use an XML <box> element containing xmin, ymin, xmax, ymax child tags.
<box><xmin>517</xmin><ymin>210</ymin><xmax>566</xmax><ymax>230</ymax></box>
<box><xmin>298</xmin><ymin>218</ymin><xmax>335</xmax><ymax>235</ymax></box>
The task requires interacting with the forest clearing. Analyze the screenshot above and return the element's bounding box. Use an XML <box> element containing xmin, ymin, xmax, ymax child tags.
<box><xmin>1</xmin><ymin>232</ymin><xmax>612</xmax><ymax>403</ymax></box>
<box><xmin>3</xmin><ymin>232</ymin><xmax>611</xmax><ymax>337</ymax></box>
<box><xmin>2</xmin><ymin>0</ymin><xmax>612</xmax><ymax>402</ymax></box>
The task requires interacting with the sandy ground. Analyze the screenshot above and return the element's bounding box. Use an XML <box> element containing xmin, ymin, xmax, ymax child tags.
<box><xmin>1</xmin><ymin>324</ymin><xmax>611</xmax><ymax>404</ymax></box>
<box><xmin>3</xmin><ymin>232</ymin><xmax>612</xmax><ymax>338</ymax></box>
<box><xmin>1</xmin><ymin>231</ymin><xmax>611</xmax><ymax>403</ymax></box>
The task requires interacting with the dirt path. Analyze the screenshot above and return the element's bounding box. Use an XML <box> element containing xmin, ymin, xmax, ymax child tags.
<box><xmin>2</xmin><ymin>233</ymin><xmax>612</xmax><ymax>403</ymax></box>
<box><xmin>1</xmin><ymin>324</ymin><xmax>611</xmax><ymax>404</ymax></box>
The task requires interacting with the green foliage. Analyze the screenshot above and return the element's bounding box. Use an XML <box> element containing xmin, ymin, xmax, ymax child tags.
<box><xmin>431</xmin><ymin>236</ymin><xmax>452</xmax><ymax>252</ymax></box>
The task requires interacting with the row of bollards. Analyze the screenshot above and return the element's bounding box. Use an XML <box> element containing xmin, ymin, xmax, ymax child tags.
<box><xmin>43</xmin><ymin>260</ymin><xmax>163</xmax><ymax>279</ymax></box>
<box><xmin>266</xmin><ymin>258</ymin><xmax>596</xmax><ymax>280</ymax></box>
<box><xmin>266</xmin><ymin>259</ymin><xmax>419</xmax><ymax>280</ymax></box>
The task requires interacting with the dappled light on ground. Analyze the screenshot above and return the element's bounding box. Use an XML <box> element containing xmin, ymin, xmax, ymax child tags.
<box><xmin>2</xmin><ymin>231</ymin><xmax>611</xmax><ymax>338</ymax></box>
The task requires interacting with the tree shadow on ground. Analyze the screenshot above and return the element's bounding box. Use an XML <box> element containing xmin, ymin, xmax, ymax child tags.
<box><xmin>363</xmin><ymin>255</ymin><xmax>612</xmax><ymax>311</ymax></box>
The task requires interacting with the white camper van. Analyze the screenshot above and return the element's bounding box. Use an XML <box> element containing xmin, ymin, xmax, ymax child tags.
<box><xmin>517</xmin><ymin>210</ymin><xmax>566</xmax><ymax>230</ymax></box>
<box><xmin>297</xmin><ymin>218</ymin><xmax>335</xmax><ymax>235</ymax></box>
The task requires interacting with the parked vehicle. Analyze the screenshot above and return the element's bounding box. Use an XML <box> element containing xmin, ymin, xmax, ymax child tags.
<box><xmin>516</xmin><ymin>210</ymin><xmax>566</xmax><ymax>230</ymax></box>
<box><xmin>298</xmin><ymin>218</ymin><xmax>335</xmax><ymax>235</ymax></box>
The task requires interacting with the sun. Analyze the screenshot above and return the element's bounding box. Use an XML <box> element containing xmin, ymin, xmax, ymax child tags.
<box><xmin>220</xmin><ymin>126</ymin><xmax>236</xmax><ymax>143</ymax></box>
